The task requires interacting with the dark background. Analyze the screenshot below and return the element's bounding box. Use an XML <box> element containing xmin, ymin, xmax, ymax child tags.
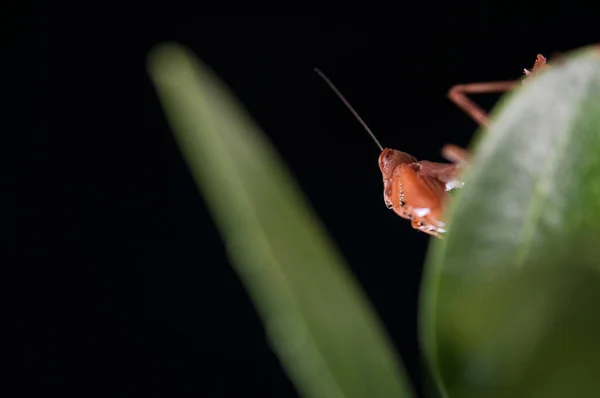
<box><xmin>28</xmin><ymin>14</ymin><xmax>597</xmax><ymax>397</ymax></box>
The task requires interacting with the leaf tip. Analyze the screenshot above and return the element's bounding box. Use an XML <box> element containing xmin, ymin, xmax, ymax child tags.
<box><xmin>146</xmin><ymin>42</ymin><xmax>196</xmax><ymax>82</ymax></box>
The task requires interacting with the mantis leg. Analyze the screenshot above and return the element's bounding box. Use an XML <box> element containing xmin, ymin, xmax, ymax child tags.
<box><xmin>447</xmin><ymin>80</ymin><xmax>517</xmax><ymax>127</ymax></box>
<box><xmin>441</xmin><ymin>144</ymin><xmax>469</xmax><ymax>165</ymax></box>
<box><xmin>444</xmin><ymin>79</ymin><xmax>518</xmax><ymax>164</ymax></box>
<box><xmin>446</xmin><ymin>54</ymin><xmax>547</xmax><ymax>127</ymax></box>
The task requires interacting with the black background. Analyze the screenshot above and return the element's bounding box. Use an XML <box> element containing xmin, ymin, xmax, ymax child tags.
<box><xmin>28</xmin><ymin>14</ymin><xmax>597</xmax><ymax>397</ymax></box>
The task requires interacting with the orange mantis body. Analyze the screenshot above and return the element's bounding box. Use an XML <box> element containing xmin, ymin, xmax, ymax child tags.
<box><xmin>315</xmin><ymin>54</ymin><xmax>548</xmax><ymax>238</ymax></box>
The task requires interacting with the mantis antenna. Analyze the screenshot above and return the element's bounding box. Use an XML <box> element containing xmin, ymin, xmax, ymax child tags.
<box><xmin>314</xmin><ymin>68</ymin><xmax>384</xmax><ymax>152</ymax></box>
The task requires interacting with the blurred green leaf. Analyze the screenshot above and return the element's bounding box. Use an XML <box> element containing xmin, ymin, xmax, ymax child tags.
<box><xmin>421</xmin><ymin>46</ymin><xmax>600</xmax><ymax>398</ymax></box>
<box><xmin>148</xmin><ymin>43</ymin><xmax>414</xmax><ymax>398</ymax></box>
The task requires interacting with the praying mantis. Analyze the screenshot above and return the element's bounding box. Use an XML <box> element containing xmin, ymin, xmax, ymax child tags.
<box><xmin>315</xmin><ymin>54</ymin><xmax>548</xmax><ymax>238</ymax></box>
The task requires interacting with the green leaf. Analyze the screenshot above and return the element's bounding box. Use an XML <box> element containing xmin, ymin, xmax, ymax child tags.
<box><xmin>420</xmin><ymin>46</ymin><xmax>600</xmax><ymax>398</ymax></box>
<box><xmin>147</xmin><ymin>43</ymin><xmax>414</xmax><ymax>398</ymax></box>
